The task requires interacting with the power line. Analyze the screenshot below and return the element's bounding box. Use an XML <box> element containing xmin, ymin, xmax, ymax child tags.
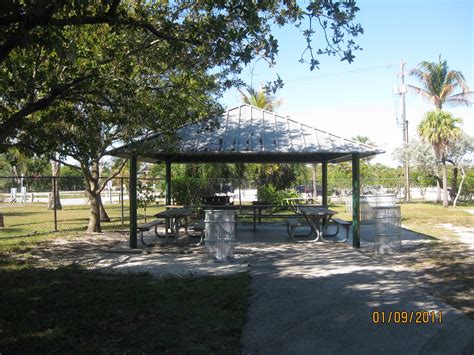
<box><xmin>284</xmin><ymin>63</ymin><xmax>397</xmax><ymax>83</ymax></box>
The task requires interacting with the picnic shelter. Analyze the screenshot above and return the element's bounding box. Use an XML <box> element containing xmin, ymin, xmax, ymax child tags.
<box><xmin>110</xmin><ymin>104</ymin><xmax>384</xmax><ymax>248</ymax></box>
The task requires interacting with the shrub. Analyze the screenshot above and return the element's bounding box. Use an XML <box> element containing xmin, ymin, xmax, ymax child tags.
<box><xmin>169</xmin><ymin>176</ymin><xmax>208</xmax><ymax>205</ymax></box>
<box><xmin>256</xmin><ymin>184</ymin><xmax>297</xmax><ymax>205</ymax></box>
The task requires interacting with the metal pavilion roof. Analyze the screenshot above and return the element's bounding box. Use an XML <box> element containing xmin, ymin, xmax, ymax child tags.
<box><xmin>111</xmin><ymin>104</ymin><xmax>384</xmax><ymax>163</ymax></box>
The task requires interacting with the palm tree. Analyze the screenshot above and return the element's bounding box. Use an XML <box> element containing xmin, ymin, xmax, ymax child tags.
<box><xmin>238</xmin><ymin>86</ymin><xmax>283</xmax><ymax>111</ymax></box>
<box><xmin>409</xmin><ymin>56</ymin><xmax>473</xmax><ymax>109</ymax></box>
<box><xmin>417</xmin><ymin>110</ymin><xmax>462</xmax><ymax>207</ymax></box>
<box><xmin>238</xmin><ymin>86</ymin><xmax>294</xmax><ymax>197</ymax></box>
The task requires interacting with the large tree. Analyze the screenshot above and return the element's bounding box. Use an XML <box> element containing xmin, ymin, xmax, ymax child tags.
<box><xmin>409</xmin><ymin>56</ymin><xmax>473</xmax><ymax>109</ymax></box>
<box><xmin>445</xmin><ymin>133</ymin><xmax>474</xmax><ymax>207</ymax></box>
<box><xmin>3</xmin><ymin>0</ymin><xmax>364</xmax><ymax>232</ymax></box>
<box><xmin>417</xmin><ymin>110</ymin><xmax>462</xmax><ymax>207</ymax></box>
<box><xmin>1</xmin><ymin>0</ymin><xmax>363</xmax><ymax>151</ymax></box>
<box><xmin>17</xmin><ymin>18</ymin><xmax>227</xmax><ymax>232</ymax></box>
<box><xmin>238</xmin><ymin>86</ymin><xmax>298</xmax><ymax>191</ymax></box>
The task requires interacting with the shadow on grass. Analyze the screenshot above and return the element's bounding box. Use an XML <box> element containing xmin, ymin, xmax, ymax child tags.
<box><xmin>1</xmin><ymin>210</ymin><xmax>52</xmax><ymax>218</ymax></box>
<box><xmin>0</xmin><ymin>259</ymin><xmax>250</xmax><ymax>353</ymax></box>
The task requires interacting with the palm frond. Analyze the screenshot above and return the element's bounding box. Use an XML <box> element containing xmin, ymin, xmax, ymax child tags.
<box><xmin>238</xmin><ymin>85</ymin><xmax>282</xmax><ymax>112</ymax></box>
<box><xmin>444</xmin><ymin>96</ymin><xmax>473</xmax><ymax>107</ymax></box>
<box><xmin>410</xmin><ymin>56</ymin><xmax>470</xmax><ymax>110</ymax></box>
<box><xmin>407</xmin><ymin>84</ymin><xmax>439</xmax><ymax>107</ymax></box>
<box><xmin>448</xmin><ymin>91</ymin><xmax>474</xmax><ymax>100</ymax></box>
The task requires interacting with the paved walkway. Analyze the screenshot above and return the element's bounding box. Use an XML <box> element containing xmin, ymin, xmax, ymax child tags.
<box><xmin>241</xmin><ymin>241</ymin><xmax>474</xmax><ymax>354</ymax></box>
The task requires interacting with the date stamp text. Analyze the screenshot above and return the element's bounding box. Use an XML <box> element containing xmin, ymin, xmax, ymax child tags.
<box><xmin>371</xmin><ymin>311</ymin><xmax>442</xmax><ymax>324</ymax></box>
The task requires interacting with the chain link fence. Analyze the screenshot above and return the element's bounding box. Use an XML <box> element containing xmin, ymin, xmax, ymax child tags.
<box><xmin>1</xmin><ymin>175</ymin><xmax>472</xmax><ymax>238</ymax></box>
<box><xmin>0</xmin><ymin>176</ymin><xmax>164</xmax><ymax>238</ymax></box>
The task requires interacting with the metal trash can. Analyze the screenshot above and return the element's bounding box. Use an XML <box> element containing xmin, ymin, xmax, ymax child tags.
<box><xmin>347</xmin><ymin>194</ymin><xmax>397</xmax><ymax>224</ymax></box>
<box><xmin>373</xmin><ymin>205</ymin><xmax>401</xmax><ymax>254</ymax></box>
<box><xmin>205</xmin><ymin>210</ymin><xmax>236</xmax><ymax>262</ymax></box>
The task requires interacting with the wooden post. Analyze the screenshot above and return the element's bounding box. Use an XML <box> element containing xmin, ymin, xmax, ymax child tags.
<box><xmin>129</xmin><ymin>156</ymin><xmax>138</xmax><ymax>249</ymax></box>
<box><xmin>165</xmin><ymin>160</ymin><xmax>172</xmax><ymax>206</ymax></box>
<box><xmin>352</xmin><ymin>154</ymin><xmax>360</xmax><ymax>248</ymax></box>
<box><xmin>322</xmin><ymin>161</ymin><xmax>328</xmax><ymax>207</ymax></box>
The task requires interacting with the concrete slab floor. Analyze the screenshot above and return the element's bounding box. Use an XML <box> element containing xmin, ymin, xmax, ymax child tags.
<box><xmin>236</xmin><ymin>224</ymin><xmax>473</xmax><ymax>354</ymax></box>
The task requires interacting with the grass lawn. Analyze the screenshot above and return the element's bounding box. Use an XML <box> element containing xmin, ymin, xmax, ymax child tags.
<box><xmin>0</xmin><ymin>258</ymin><xmax>251</xmax><ymax>353</ymax></box>
<box><xmin>1</xmin><ymin>200</ymin><xmax>472</xmax><ymax>352</ymax></box>
<box><xmin>0</xmin><ymin>203</ymin><xmax>252</xmax><ymax>353</ymax></box>
<box><xmin>329</xmin><ymin>201</ymin><xmax>474</xmax><ymax>240</ymax></box>
<box><xmin>0</xmin><ymin>203</ymin><xmax>163</xmax><ymax>243</ymax></box>
<box><xmin>399</xmin><ymin>201</ymin><xmax>474</xmax><ymax>239</ymax></box>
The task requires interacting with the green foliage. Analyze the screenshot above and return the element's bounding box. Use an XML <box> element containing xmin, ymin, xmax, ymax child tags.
<box><xmin>0</xmin><ymin>151</ymin><xmax>50</xmax><ymax>177</ymax></box>
<box><xmin>409</xmin><ymin>55</ymin><xmax>472</xmax><ymax>110</ymax></box>
<box><xmin>239</xmin><ymin>86</ymin><xmax>283</xmax><ymax>111</ymax></box>
<box><xmin>256</xmin><ymin>184</ymin><xmax>297</xmax><ymax>205</ymax></box>
<box><xmin>169</xmin><ymin>176</ymin><xmax>208</xmax><ymax>206</ymax></box>
<box><xmin>418</xmin><ymin>110</ymin><xmax>463</xmax><ymax>161</ymax></box>
<box><xmin>258</xmin><ymin>164</ymin><xmax>297</xmax><ymax>190</ymax></box>
<box><xmin>58</xmin><ymin>167</ymin><xmax>86</xmax><ymax>191</ymax></box>
<box><xmin>137</xmin><ymin>181</ymin><xmax>158</xmax><ymax>209</ymax></box>
<box><xmin>460</xmin><ymin>170</ymin><xmax>474</xmax><ymax>200</ymax></box>
<box><xmin>1</xmin><ymin>0</ymin><xmax>363</xmax><ymax>151</ymax></box>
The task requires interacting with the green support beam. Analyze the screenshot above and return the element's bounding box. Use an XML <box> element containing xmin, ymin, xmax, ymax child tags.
<box><xmin>165</xmin><ymin>160</ymin><xmax>172</xmax><ymax>206</ymax></box>
<box><xmin>129</xmin><ymin>155</ymin><xmax>138</xmax><ymax>249</ymax></box>
<box><xmin>352</xmin><ymin>154</ymin><xmax>360</xmax><ymax>248</ymax></box>
<box><xmin>322</xmin><ymin>161</ymin><xmax>328</xmax><ymax>207</ymax></box>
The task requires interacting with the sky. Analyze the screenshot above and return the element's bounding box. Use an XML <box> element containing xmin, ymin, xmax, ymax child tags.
<box><xmin>220</xmin><ymin>0</ymin><xmax>474</xmax><ymax>167</ymax></box>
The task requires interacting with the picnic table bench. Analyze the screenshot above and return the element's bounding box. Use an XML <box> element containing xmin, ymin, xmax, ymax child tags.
<box><xmin>294</xmin><ymin>206</ymin><xmax>350</xmax><ymax>243</ymax></box>
<box><xmin>137</xmin><ymin>219</ymin><xmax>164</xmax><ymax>247</ymax></box>
<box><xmin>188</xmin><ymin>220</ymin><xmax>205</xmax><ymax>245</ymax></box>
<box><xmin>330</xmin><ymin>218</ymin><xmax>351</xmax><ymax>242</ymax></box>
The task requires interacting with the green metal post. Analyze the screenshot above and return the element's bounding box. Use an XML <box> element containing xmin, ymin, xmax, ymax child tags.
<box><xmin>352</xmin><ymin>154</ymin><xmax>360</xmax><ymax>248</ymax></box>
<box><xmin>129</xmin><ymin>156</ymin><xmax>138</xmax><ymax>249</ymax></box>
<box><xmin>120</xmin><ymin>177</ymin><xmax>124</xmax><ymax>225</ymax></box>
<box><xmin>165</xmin><ymin>161</ymin><xmax>172</xmax><ymax>206</ymax></box>
<box><xmin>322</xmin><ymin>161</ymin><xmax>328</xmax><ymax>207</ymax></box>
<box><xmin>53</xmin><ymin>176</ymin><xmax>58</xmax><ymax>231</ymax></box>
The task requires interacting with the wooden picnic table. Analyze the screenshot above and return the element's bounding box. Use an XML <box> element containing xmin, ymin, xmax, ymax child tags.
<box><xmin>284</xmin><ymin>197</ymin><xmax>316</xmax><ymax>205</ymax></box>
<box><xmin>297</xmin><ymin>206</ymin><xmax>338</xmax><ymax>242</ymax></box>
<box><xmin>154</xmin><ymin>207</ymin><xmax>194</xmax><ymax>240</ymax></box>
<box><xmin>202</xmin><ymin>203</ymin><xmax>307</xmax><ymax>232</ymax></box>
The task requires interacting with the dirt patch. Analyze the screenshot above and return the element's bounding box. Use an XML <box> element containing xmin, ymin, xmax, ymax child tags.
<box><xmin>4</xmin><ymin>232</ymin><xmax>251</xmax><ymax>278</ymax></box>
<box><xmin>439</xmin><ymin>223</ymin><xmax>474</xmax><ymax>250</ymax></box>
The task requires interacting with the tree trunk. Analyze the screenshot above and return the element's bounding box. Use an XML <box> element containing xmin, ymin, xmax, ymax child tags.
<box><xmin>450</xmin><ymin>166</ymin><xmax>458</xmax><ymax>202</ymax></box>
<box><xmin>48</xmin><ymin>160</ymin><xmax>62</xmax><ymax>210</ymax></box>
<box><xmin>99</xmin><ymin>193</ymin><xmax>111</xmax><ymax>222</ymax></box>
<box><xmin>441</xmin><ymin>161</ymin><xmax>448</xmax><ymax>208</ymax></box>
<box><xmin>87</xmin><ymin>190</ymin><xmax>102</xmax><ymax>233</ymax></box>
<box><xmin>97</xmin><ymin>163</ymin><xmax>110</xmax><ymax>222</ymax></box>
<box><xmin>85</xmin><ymin>159</ymin><xmax>103</xmax><ymax>233</ymax></box>
<box><xmin>436</xmin><ymin>178</ymin><xmax>441</xmax><ymax>203</ymax></box>
<box><xmin>453</xmin><ymin>165</ymin><xmax>465</xmax><ymax>208</ymax></box>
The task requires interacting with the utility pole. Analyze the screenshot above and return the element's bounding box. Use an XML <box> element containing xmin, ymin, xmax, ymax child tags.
<box><xmin>400</xmin><ymin>60</ymin><xmax>411</xmax><ymax>201</ymax></box>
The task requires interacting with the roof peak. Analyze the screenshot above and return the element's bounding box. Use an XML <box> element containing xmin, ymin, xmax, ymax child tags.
<box><xmin>225</xmin><ymin>104</ymin><xmax>379</xmax><ymax>151</ymax></box>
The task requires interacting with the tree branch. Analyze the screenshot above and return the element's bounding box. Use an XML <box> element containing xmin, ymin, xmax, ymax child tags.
<box><xmin>1</xmin><ymin>10</ymin><xmax>200</xmax><ymax>63</ymax></box>
<box><xmin>98</xmin><ymin>158</ymin><xmax>127</xmax><ymax>193</ymax></box>
<box><xmin>50</xmin><ymin>156</ymin><xmax>81</xmax><ymax>170</ymax></box>
<box><xmin>0</xmin><ymin>75</ymin><xmax>91</xmax><ymax>149</ymax></box>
